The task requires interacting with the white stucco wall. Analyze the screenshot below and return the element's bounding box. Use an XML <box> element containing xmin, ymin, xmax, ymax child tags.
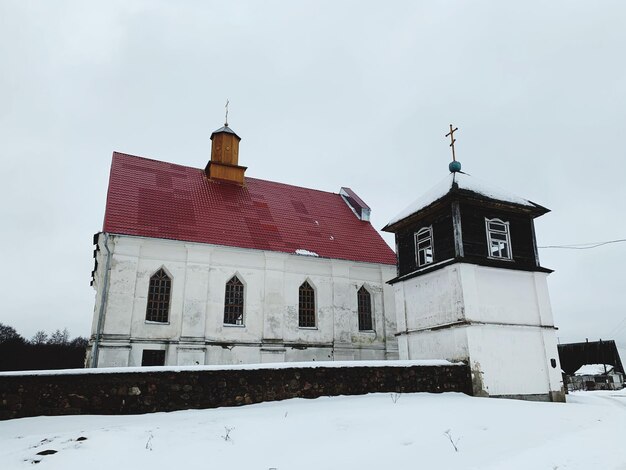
<box><xmin>466</xmin><ymin>325</ymin><xmax>562</xmax><ymax>397</ymax></box>
<box><xmin>89</xmin><ymin>234</ymin><xmax>398</xmax><ymax>367</ymax></box>
<box><xmin>393</xmin><ymin>265</ymin><xmax>465</xmax><ymax>332</ymax></box>
<box><xmin>459</xmin><ymin>264</ymin><xmax>556</xmax><ymax>327</ymax></box>
<box><xmin>394</xmin><ymin>263</ymin><xmax>563</xmax><ymax>399</ymax></box>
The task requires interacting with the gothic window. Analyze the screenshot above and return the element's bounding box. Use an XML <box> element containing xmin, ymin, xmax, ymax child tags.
<box><xmin>299</xmin><ymin>281</ymin><xmax>316</xmax><ymax>328</ymax></box>
<box><xmin>141</xmin><ymin>349</ymin><xmax>165</xmax><ymax>366</ymax></box>
<box><xmin>357</xmin><ymin>286</ymin><xmax>373</xmax><ymax>331</ymax></box>
<box><xmin>224</xmin><ymin>276</ymin><xmax>245</xmax><ymax>325</ymax></box>
<box><xmin>145</xmin><ymin>268</ymin><xmax>171</xmax><ymax>323</ymax></box>
<box><xmin>486</xmin><ymin>218</ymin><xmax>512</xmax><ymax>259</ymax></box>
<box><xmin>415</xmin><ymin>226</ymin><xmax>434</xmax><ymax>267</ymax></box>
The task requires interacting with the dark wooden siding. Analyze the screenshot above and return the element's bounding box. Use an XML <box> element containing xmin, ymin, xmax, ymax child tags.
<box><xmin>395</xmin><ymin>204</ymin><xmax>455</xmax><ymax>277</ymax></box>
<box><xmin>459</xmin><ymin>202</ymin><xmax>538</xmax><ymax>270</ymax></box>
<box><xmin>558</xmin><ymin>340</ymin><xmax>625</xmax><ymax>375</ymax></box>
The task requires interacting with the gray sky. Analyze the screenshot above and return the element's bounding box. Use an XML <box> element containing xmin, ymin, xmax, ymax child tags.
<box><xmin>1</xmin><ymin>1</ymin><xmax>625</xmax><ymax>355</ymax></box>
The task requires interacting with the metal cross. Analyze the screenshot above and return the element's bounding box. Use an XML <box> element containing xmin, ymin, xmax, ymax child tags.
<box><xmin>225</xmin><ymin>99</ymin><xmax>229</xmax><ymax>126</ymax></box>
<box><xmin>445</xmin><ymin>124</ymin><xmax>459</xmax><ymax>161</ymax></box>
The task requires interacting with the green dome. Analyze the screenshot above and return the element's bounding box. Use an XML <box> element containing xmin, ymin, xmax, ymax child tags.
<box><xmin>449</xmin><ymin>161</ymin><xmax>462</xmax><ymax>173</ymax></box>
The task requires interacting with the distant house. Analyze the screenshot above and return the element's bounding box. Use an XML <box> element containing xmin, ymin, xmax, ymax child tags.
<box><xmin>567</xmin><ymin>364</ymin><xmax>624</xmax><ymax>391</ymax></box>
<box><xmin>558</xmin><ymin>340</ymin><xmax>625</xmax><ymax>391</ymax></box>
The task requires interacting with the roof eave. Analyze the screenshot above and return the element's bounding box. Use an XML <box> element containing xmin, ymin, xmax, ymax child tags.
<box><xmin>383</xmin><ymin>190</ymin><xmax>549</xmax><ymax>233</ymax></box>
<box><xmin>382</xmin><ymin>195</ymin><xmax>451</xmax><ymax>233</ymax></box>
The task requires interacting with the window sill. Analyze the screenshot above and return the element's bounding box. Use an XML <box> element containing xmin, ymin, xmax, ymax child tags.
<box><xmin>145</xmin><ymin>320</ymin><xmax>170</xmax><ymax>325</ymax></box>
<box><xmin>417</xmin><ymin>262</ymin><xmax>434</xmax><ymax>269</ymax></box>
<box><xmin>357</xmin><ymin>330</ymin><xmax>376</xmax><ymax>334</ymax></box>
<box><xmin>487</xmin><ymin>256</ymin><xmax>514</xmax><ymax>262</ymax></box>
<box><xmin>298</xmin><ymin>326</ymin><xmax>318</xmax><ymax>330</ymax></box>
<box><xmin>223</xmin><ymin>323</ymin><xmax>245</xmax><ymax>328</ymax></box>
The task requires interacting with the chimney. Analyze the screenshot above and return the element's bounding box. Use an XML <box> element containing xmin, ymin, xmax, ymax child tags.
<box><xmin>205</xmin><ymin>124</ymin><xmax>247</xmax><ymax>185</ymax></box>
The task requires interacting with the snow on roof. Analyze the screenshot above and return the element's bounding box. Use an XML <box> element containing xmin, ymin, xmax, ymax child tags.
<box><xmin>574</xmin><ymin>364</ymin><xmax>615</xmax><ymax>376</ymax></box>
<box><xmin>386</xmin><ymin>172</ymin><xmax>539</xmax><ymax>227</ymax></box>
<box><xmin>295</xmin><ymin>249</ymin><xmax>319</xmax><ymax>257</ymax></box>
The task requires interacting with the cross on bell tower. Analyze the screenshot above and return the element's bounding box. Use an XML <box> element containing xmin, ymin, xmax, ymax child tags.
<box><xmin>445</xmin><ymin>124</ymin><xmax>462</xmax><ymax>173</ymax></box>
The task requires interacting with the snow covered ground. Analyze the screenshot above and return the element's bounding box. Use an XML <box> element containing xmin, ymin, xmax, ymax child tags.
<box><xmin>1</xmin><ymin>390</ymin><xmax>625</xmax><ymax>469</ymax></box>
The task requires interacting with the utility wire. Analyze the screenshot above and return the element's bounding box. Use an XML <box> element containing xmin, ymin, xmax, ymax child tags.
<box><xmin>538</xmin><ymin>238</ymin><xmax>626</xmax><ymax>250</ymax></box>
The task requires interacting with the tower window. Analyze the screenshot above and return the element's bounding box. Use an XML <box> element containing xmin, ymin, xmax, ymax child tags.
<box><xmin>299</xmin><ymin>281</ymin><xmax>316</xmax><ymax>328</ymax></box>
<box><xmin>224</xmin><ymin>276</ymin><xmax>245</xmax><ymax>325</ymax></box>
<box><xmin>357</xmin><ymin>286</ymin><xmax>373</xmax><ymax>331</ymax></box>
<box><xmin>415</xmin><ymin>227</ymin><xmax>434</xmax><ymax>267</ymax></box>
<box><xmin>486</xmin><ymin>218</ymin><xmax>512</xmax><ymax>259</ymax></box>
<box><xmin>145</xmin><ymin>268</ymin><xmax>171</xmax><ymax>323</ymax></box>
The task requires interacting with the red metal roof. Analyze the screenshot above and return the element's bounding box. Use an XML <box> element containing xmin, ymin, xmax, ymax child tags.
<box><xmin>103</xmin><ymin>152</ymin><xmax>397</xmax><ymax>265</ymax></box>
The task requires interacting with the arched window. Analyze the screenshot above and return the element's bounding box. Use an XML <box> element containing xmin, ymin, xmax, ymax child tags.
<box><xmin>224</xmin><ymin>276</ymin><xmax>244</xmax><ymax>325</ymax></box>
<box><xmin>415</xmin><ymin>226</ymin><xmax>434</xmax><ymax>267</ymax></box>
<box><xmin>357</xmin><ymin>286</ymin><xmax>373</xmax><ymax>331</ymax></box>
<box><xmin>485</xmin><ymin>218</ymin><xmax>512</xmax><ymax>259</ymax></box>
<box><xmin>146</xmin><ymin>268</ymin><xmax>171</xmax><ymax>323</ymax></box>
<box><xmin>299</xmin><ymin>281</ymin><xmax>316</xmax><ymax>328</ymax></box>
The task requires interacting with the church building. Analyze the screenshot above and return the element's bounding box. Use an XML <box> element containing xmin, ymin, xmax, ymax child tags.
<box><xmin>87</xmin><ymin>118</ymin><xmax>564</xmax><ymax>402</ymax></box>
<box><xmin>383</xmin><ymin>142</ymin><xmax>565</xmax><ymax>402</ymax></box>
<box><xmin>87</xmin><ymin>123</ymin><xmax>399</xmax><ymax>367</ymax></box>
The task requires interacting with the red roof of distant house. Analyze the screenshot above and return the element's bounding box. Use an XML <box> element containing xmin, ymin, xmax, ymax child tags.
<box><xmin>103</xmin><ymin>152</ymin><xmax>397</xmax><ymax>265</ymax></box>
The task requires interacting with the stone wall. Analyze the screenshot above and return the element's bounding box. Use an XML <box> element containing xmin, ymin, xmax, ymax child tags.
<box><xmin>0</xmin><ymin>363</ymin><xmax>471</xmax><ymax>420</ymax></box>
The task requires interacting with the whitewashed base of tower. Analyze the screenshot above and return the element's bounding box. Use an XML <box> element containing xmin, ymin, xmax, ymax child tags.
<box><xmin>394</xmin><ymin>263</ymin><xmax>564</xmax><ymax>401</ymax></box>
<box><xmin>87</xmin><ymin>234</ymin><xmax>398</xmax><ymax>367</ymax></box>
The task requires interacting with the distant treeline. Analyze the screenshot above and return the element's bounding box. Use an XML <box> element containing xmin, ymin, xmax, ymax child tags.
<box><xmin>0</xmin><ymin>323</ymin><xmax>88</xmax><ymax>371</ymax></box>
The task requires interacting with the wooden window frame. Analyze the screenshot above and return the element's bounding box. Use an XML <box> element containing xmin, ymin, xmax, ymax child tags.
<box><xmin>414</xmin><ymin>226</ymin><xmax>434</xmax><ymax>267</ymax></box>
<box><xmin>145</xmin><ymin>267</ymin><xmax>172</xmax><ymax>324</ymax></box>
<box><xmin>485</xmin><ymin>218</ymin><xmax>513</xmax><ymax>260</ymax></box>
<box><xmin>223</xmin><ymin>275</ymin><xmax>245</xmax><ymax>326</ymax></box>
<box><xmin>357</xmin><ymin>286</ymin><xmax>374</xmax><ymax>331</ymax></box>
<box><xmin>298</xmin><ymin>280</ymin><xmax>316</xmax><ymax>328</ymax></box>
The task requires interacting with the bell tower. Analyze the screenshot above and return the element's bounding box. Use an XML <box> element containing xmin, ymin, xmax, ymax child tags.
<box><xmin>205</xmin><ymin>122</ymin><xmax>247</xmax><ymax>185</ymax></box>
<box><xmin>383</xmin><ymin>128</ymin><xmax>564</xmax><ymax>402</ymax></box>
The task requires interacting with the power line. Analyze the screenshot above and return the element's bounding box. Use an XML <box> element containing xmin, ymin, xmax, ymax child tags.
<box><xmin>538</xmin><ymin>238</ymin><xmax>626</xmax><ymax>250</ymax></box>
<box><xmin>608</xmin><ymin>317</ymin><xmax>626</xmax><ymax>337</ymax></box>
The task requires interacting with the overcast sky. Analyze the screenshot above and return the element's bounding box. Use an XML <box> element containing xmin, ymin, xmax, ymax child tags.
<box><xmin>1</xmin><ymin>1</ymin><xmax>625</xmax><ymax>355</ymax></box>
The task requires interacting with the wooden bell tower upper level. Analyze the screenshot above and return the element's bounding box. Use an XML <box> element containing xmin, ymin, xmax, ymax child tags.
<box><xmin>383</xmin><ymin>170</ymin><xmax>552</xmax><ymax>283</ymax></box>
<box><xmin>384</xmin><ymin>125</ymin><xmax>551</xmax><ymax>283</ymax></box>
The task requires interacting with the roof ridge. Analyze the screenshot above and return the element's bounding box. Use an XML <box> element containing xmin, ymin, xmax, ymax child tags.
<box><xmin>112</xmin><ymin>151</ymin><xmax>350</xmax><ymax>198</ymax></box>
<box><xmin>112</xmin><ymin>151</ymin><xmax>192</xmax><ymax>171</ymax></box>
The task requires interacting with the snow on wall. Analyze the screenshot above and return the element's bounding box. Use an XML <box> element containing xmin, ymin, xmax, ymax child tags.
<box><xmin>0</xmin><ymin>359</ymin><xmax>460</xmax><ymax>377</ymax></box>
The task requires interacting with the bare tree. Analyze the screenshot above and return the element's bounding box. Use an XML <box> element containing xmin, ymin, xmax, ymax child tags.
<box><xmin>31</xmin><ymin>330</ymin><xmax>48</xmax><ymax>345</ymax></box>
<box><xmin>48</xmin><ymin>328</ymin><xmax>70</xmax><ymax>345</ymax></box>
<box><xmin>0</xmin><ymin>323</ymin><xmax>24</xmax><ymax>344</ymax></box>
<box><xmin>69</xmin><ymin>336</ymin><xmax>89</xmax><ymax>348</ymax></box>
